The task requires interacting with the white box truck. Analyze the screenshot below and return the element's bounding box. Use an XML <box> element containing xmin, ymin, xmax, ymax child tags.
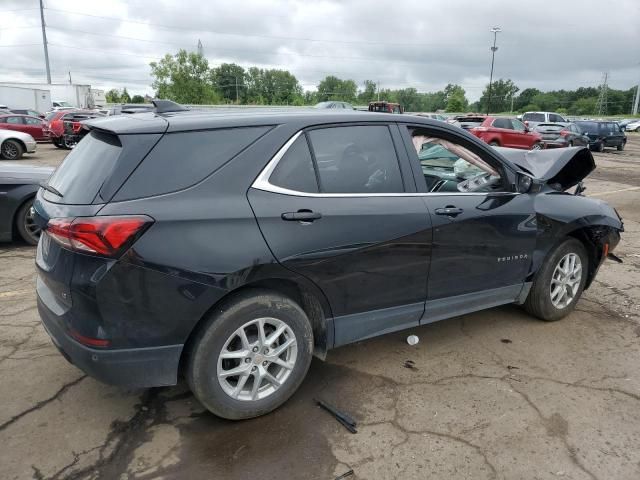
<box><xmin>0</xmin><ymin>83</ymin><xmax>98</xmax><ymax>109</ymax></box>
<box><xmin>0</xmin><ymin>85</ymin><xmax>52</xmax><ymax>112</ymax></box>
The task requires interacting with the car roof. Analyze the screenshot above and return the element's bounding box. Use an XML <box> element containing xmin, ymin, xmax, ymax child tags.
<box><xmin>84</xmin><ymin>109</ymin><xmax>442</xmax><ymax>134</ymax></box>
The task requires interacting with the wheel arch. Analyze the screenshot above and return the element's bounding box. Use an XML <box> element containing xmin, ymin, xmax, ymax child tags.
<box><xmin>566</xmin><ymin>225</ymin><xmax>619</xmax><ymax>289</ymax></box>
<box><xmin>179</xmin><ymin>275</ymin><xmax>334</xmax><ymax>377</ymax></box>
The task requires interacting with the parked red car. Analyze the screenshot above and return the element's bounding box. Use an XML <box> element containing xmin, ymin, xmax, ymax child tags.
<box><xmin>44</xmin><ymin>110</ymin><xmax>82</xmax><ymax>148</ymax></box>
<box><xmin>0</xmin><ymin>114</ymin><xmax>48</xmax><ymax>141</ymax></box>
<box><xmin>469</xmin><ymin>116</ymin><xmax>543</xmax><ymax>150</ymax></box>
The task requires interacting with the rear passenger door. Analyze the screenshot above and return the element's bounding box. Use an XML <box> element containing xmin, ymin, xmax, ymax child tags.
<box><xmin>248</xmin><ymin>124</ymin><xmax>432</xmax><ymax>347</ymax></box>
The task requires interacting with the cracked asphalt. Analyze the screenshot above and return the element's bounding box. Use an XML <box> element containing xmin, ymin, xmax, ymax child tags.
<box><xmin>2</xmin><ymin>137</ymin><xmax>640</xmax><ymax>480</ymax></box>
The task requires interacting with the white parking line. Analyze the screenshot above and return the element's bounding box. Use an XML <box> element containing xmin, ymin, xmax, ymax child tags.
<box><xmin>590</xmin><ymin>186</ymin><xmax>640</xmax><ymax>197</ymax></box>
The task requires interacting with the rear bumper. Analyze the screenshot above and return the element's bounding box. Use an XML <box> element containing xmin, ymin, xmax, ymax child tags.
<box><xmin>38</xmin><ymin>295</ymin><xmax>183</xmax><ymax>387</ymax></box>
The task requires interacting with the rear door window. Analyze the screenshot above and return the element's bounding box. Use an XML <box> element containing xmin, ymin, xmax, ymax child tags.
<box><xmin>307</xmin><ymin>125</ymin><xmax>404</xmax><ymax>193</ymax></box>
<box><xmin>269</xmin><ymin>136</ymin><xmax>319</xmax><ymax>193</ymax></box>
<box><xmin>45</xmin><ymin>130</ymin><xmax>122</xmax><ymax>204</ymax></box>
<box><xmin>492</xmin><ymin>118</ymin><xmax>512</xmax><ymax>129</ymax></box>
<box><xmin>115</xmin><ymin>126</ymin><xmax>270</xmax><ymax>200</ymax></box>
<box><xmin>6</xmin><ymin>116</ymin><xmax>24</xmax><ymax>124</ymax></box>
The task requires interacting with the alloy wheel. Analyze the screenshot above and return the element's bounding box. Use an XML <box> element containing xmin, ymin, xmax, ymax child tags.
<box><xmin>550</xmin><ymin>253</ymin><xmax>582</xmax><ymax>309</ymax></box>
<box><xmin>217</xmin><ymin>317</ymin><xmax>297</xmax><ymax>401</ymax></box>
<box><xmin>23</xmin><ymin>204</ymin><xmax>41</xmax><ymax>242</ymax></box>
<box><xmin>2</xmin><ymin>142</ymin><xmax>19</xmax><ymax>159</ymax></box>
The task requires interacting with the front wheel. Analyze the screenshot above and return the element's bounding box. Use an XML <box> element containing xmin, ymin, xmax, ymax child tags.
<box><xmin>531</xmin><ymin>142</ymin><xmax>542</xmax><ymax>150</ymax></box>
<box><xmin>597</xmin><ymin>142</ymin><xmax>604</xmax><ymax>152</ymax></box>
<box><xmin>617</xmin><ymin>143</ymin><xmax>625</xmax><ymax>151</ymax></box>
<box><xmin>524</xmin><ymin>238</ymin><xmax>588</xmax><ymax>321</ymax></box>
<box><xmin>187</xmin><ymin>289</ymin><xmax>314</xmax><ymax>420</ymax></box>
<box><xmin>1</xmin><ymin>139</ymin><xmax>23</xmax><ymax>160</ymax></box>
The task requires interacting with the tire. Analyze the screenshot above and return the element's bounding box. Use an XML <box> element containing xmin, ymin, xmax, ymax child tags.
<box><xmin>524</xmin><ymin>238</ymin><xmax>588</xmax><ymax>321</ymax></box>
<box><xmin>15</xmin><ymin>198</ymin><xmax>41</xmax><ymax>245</ymax></box>
<box><xmin>636</xmin><ymin>126</ymin><xmax>640</xmax><ymax>132</ymax></box>
<box><xmin>53</xmin><ymin>137</ymin><xmax>65</xmax><ymax>149</ymax></box>
<box><xmin>187</xmin><ymin>289</ymin><xmax>314</xmax><ymax>420</ymax></box>
<box><xmin>617</xmin><ymin>143</ymin><xmax>624</xmax><ymax>151</ymax></box>
<box><xmin>531</xmin><ymin>142</ymin><xmax>542</xmax><ymax>150</ymax></box>
<box><xmin>488</xmin><ymin>141</ymin><xmax>500</xmax><ymax>147</ymax></box>
<box><xmin>1</xmin><ymin>139</ymin><xmax>24</xmax><ymax>160</ymax></box>
<box><xmin>568</xmin><ymin>140</ymin><xmax>574</xmax><ymax>147</ymax></box>
<box><xmin>597</xmin><ymin>142</ymin><xmax>604</xmax><ymax>152</ymax></box>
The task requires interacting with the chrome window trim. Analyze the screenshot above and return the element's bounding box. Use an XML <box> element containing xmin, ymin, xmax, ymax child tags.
<box><xmin>251</xmin><ymin>129</ymin><xmax>517</xmax><ymax>198</ymax></box>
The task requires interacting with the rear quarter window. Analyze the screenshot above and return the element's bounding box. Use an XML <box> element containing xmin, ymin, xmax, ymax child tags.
<box><xmin>114</xmin><ymin>126</ymin><xmax>270</xmax><ymax>200</ymax></box>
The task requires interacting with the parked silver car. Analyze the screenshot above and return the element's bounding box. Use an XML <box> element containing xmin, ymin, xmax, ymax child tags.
<box><xmin>0</xmin><ymin>129</ymin><xmax>37</xmax><ymax>160</ymax></box>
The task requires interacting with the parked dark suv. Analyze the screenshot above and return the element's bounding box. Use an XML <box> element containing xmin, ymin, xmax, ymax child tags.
<box><xmin>35</xmin><ymin>101</ymin><xmax>623</xmax><ymax>420</ymax></box>
<box><xmin>575</xmin><ymin>121</ymin><xmax>627</xmax><ymax>152</ymax></box>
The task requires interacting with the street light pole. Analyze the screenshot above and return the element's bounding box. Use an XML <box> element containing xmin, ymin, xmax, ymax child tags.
<box><xmin>486</xmin><ymin>26</ymin><xmax>501</xmax><ymax>115</ymax></box>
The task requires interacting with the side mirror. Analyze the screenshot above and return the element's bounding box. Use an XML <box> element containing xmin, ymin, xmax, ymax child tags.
<box><xmin>515</xmin><ymin>171</ymin><xmax>534</xmax><ymax>193</ymax></box>
<box><xmin>523</xmin><ymin>120</ymin><xmax>529</xmax><ymax>127</ymax></box>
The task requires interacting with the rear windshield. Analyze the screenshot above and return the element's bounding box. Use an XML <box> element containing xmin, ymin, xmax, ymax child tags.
<box><xmin>45</xmin><ymin>130</ymin><xmax>122</xmax><ymax>204</ymax></box>
<box><xmin>535</xmin><ymin>124</ymin><xmax>563</xmax><ymax>131</ymax></box>
<box><xmin>45</xmin><ymin>112</ymin><xmax>58</xmax><ymax>121</ymax></box>
<box><xmin>523</xmin><ymin>113</ymin><xmax>545</xmax><ymax>122</ymax></box>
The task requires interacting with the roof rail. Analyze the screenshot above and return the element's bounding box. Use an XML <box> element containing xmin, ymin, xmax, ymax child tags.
<box><xmin>151</xmin><ymin>99</ymin><xmax>189</xmax><ymax>114</ymax></box>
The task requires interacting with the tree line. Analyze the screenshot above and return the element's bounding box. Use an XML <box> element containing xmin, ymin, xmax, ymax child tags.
<box><xmin>112</xmin><ymin>49</ymin><xmax>639</xmax><ymax>115</ymax></box>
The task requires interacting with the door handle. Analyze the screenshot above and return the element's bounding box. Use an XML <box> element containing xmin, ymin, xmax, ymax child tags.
<box><xmin>281</xmin><ymin>210</ymin><xmax>322</xmax><ymax>222</ymax></box>
<box><xmin>435</xmin><ymin>206</ymin><xmax>464</xmax><ymax>217</ymax></box>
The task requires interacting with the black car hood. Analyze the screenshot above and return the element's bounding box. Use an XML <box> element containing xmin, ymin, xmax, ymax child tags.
<box><xmin>0</xmin><ymin>163</ymin><xmax>54</xmax><ymax>184</ymax></box>
<box><xmin>495</xmin><ymin>146</ymin><xmax>595</xmax><ymax>190</ymax></box>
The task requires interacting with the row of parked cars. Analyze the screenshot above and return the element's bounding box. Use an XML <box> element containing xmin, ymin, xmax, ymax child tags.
<box><xmin>0</xmin><ymin>103</ymin><xmax>156</xmax><ymax>160</ymax></box>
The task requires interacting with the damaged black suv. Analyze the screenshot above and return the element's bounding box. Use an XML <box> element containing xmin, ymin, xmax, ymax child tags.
<box><xmin>34</xmin><ymin>101</ymin><xmax>623</xmax><ymax>420</ymax></box>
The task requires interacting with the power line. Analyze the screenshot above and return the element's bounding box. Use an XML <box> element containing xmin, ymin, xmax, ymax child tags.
<box><xmin>43</xmin><ymin>7</ymin><xmax>463</xmax><ymax>48</ymax></box>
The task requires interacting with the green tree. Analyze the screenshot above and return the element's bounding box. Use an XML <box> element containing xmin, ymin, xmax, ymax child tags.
<box><xmin>131</xmin><ymin>95</ymin><xmax>145</xmax><ymax>104</ymax></box>
<box><xmin>444</xmin><ymin>84</ymin><xmax>468</xmax><ymax>112</ymax></box>
<box><xmin>514</xmin><ymin>88</ymin><xmax>541</xmax><ymax>111</ymax></box>
<box><xmin>120</xmin><ymin>87</ymin><xmax>131</xmax><ymax>103</ymax></box>
<box><xmin>357</xmin><ymin>80</ymin><xmax>378</xmax><ymax>104</ymax></box>
<box><xmin>479</xmin><ymin>78</ymin><xmax>519</xmax><ymax>113</ymax></box>
<box><xmin>316</xmin><ymin>76</ymin><xmax>357</xmax><ymax>102</ymax></box>
<box><xmin>211</xmin><ymin>63</ymin><xmax>247</xmax><ymax>103</ymax></box>
<box><xmin>150</xmin><ymin>49</ymin><xmax>220</xmax><ymax>104</ymax></box>
<box><xmin>569</xmin><ymin>97</ymin><xmax>598</xmax><ymax>115</ymax></box>
<box><xmin>105</xmin><ymin>88</ymin><xmax>120</xmax><ymax>103</ymax></box>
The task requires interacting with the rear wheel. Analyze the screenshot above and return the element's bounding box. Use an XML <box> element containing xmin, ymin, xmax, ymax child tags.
<box><xmin>1</xmin><ymin>139</ymin><xmax>23</xmax><ymax>160</ymax></box>
<box><xmin>597</xmin><ymin>142</ymin><xmax>604</xmax><ymax>152</ymax></box>
<box><xmin>531</xmin><ymin>142</ymin><xmax>542</xmax><ymax>150</ymax></box>
<box><xmin>15</xmin><ymin>198</ymin><xmax>41</xmax><ymax>245</ymax></box>
<box><xmin>488</xmin><ymin>141</ymin><xmax>500</xmax><ymax>147</ymax></box>
<box><xmin>53</xmin><ymin>137</ymin><xmax>65</xmax><ymax>148</ymax></box>
<box><xmin>524</xmin><ymin>238</ymin><xmax>588</xmax><ymax>321</ymax></box>
<box><xmin>187</xmin><ymin>289</ymin><xmax>314</xmax><ymax>420</ymax></box>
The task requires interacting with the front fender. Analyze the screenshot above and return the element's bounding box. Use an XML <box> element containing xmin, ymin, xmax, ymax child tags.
<box><xmin>529</xmin><ymin>192</ymin><xmax>623</xmax><ymax>286</ymax></box>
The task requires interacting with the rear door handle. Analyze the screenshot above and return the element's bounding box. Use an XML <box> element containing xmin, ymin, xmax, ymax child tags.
<box><xmin>434</xmin><ymin>207</ymin><xmax>464</xmax><ymax>217</ymax></box>
<box><xmin>281</xmin><ymin>210</ymin><xmax>322</xmax><ymax>222</ymax></box>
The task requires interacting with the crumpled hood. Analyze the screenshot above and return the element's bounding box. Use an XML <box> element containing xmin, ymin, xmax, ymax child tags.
<box><xmin>495</xmin><ymin>146</ymin><xmax>595</xmax><ymax>190</ymax></box>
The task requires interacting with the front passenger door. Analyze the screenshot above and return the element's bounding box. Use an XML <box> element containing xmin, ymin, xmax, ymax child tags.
<box><xmin>401</xmin><ymin>125</ymin><xmax>537</xmax><ymax>322</ymax></box>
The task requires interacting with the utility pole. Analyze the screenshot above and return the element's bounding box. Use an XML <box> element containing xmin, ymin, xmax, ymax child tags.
<box><xmin>235</xmin><ymin>76</ymin><xmax>239</xmax><ymax>103</ymax></box>
<box><xmin>633</xmin><ymin>83</ymin><xmax>639</xmax><ymax>115</ymax></box>
<box><xmin>486</xmin><ymin>26</ymin><xmax>501</xmax><ymax>115</ymax></box>
<box><xmin>197</xmin><ymin>39</ymin><xmax>203</xmax><ymax>57</ymax></box>
<box><xmin>595</xmin><ymin>72</ymin><xmax>608</xmax><ymax>116</ymax></box>
<box><xmin>68</xmin><ymin>71</ymin><xmax>72</xmax><ymax>85</ymax></box>
<box><xmin>39</xmin><ymin>0</ymin><xmax>51</xmax><ymax>84</ymax></box>
<box><xmin>510</xmin><ymin>94</ymin><xmax>514</xmax><ymax>113</ymax></box>
<box><xmin>377</xmin><ymin>81</ymin><xmax>380</xmax><ymax>101</ymax></box>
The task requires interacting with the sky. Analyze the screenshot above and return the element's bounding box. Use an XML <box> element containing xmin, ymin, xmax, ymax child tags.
<box><xmin>0</xmin><ymin>0</ymin><xmax>638</xmax><ymax>102</ymax></box>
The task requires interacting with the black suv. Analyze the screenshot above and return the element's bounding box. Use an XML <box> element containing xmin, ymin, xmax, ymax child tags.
<box><xmin>575</xmin><ymin>121</ymin><xmax>627</xmax><ymax>152</ymax></box>
<box><xmin>35</xmin><ymin>101</ymin><xmax>622</xmax><ymax>420</ymax></box>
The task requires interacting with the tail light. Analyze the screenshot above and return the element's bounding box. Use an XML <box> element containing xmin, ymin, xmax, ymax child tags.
<box><xmin>46</xmin><ymin>215</ymin><xmax>153</xmax><ymax>257</ymax></box>
<box><xmin>72</xmin><ymin>122</ymin><xmax>83</xmax><ymax>133</ymax></box>
<box><xmin>560</xmin><ymin>130</ymin><xmax>569</xmax><ymax>137</ymax></box>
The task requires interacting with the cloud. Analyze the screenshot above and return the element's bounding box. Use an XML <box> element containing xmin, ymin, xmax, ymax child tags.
<box><xmin>0</xmin><ymin>0</ymin><xmax>638</xmax><ymax>101</ymax></box>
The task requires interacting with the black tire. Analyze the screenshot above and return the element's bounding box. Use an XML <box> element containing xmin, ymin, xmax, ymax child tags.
<box><xmin>15</xmin><ymin>198</ymin><xmax>41</xmax><ymax>245</ymax></box>
<box><xmin>524</xmin><ymin>238</ymin><xmax>588</xmax><ymax>321</ymax></box>
<box><xmin>597</xmin><ymin>142</ymin><xmax>604</xmax><ymax>152</ymax></box>
<box><xmin>53</xmin><ymin>137</ymin><xmax>65</xmax><ymax>148</ymax></box>
<box><xmin>1</xmin><ymin>139</ymin><xmax>24</xmax><ymax>160</ymax></box>
<box><xmin>531</xmin><ymin>142</ymin><xmax>542</xmax><ymax>150</ymax></box>
<box><xmin>617</xmin><ymin>143</ymin><xmax>624</xmax><ymax>151</ymax></box>
<box><xmin>488</xmin><ymin>141</ymin><xmax>500</xmax><ymax>147</ymax></box>
<box><xmin>187</xmin><ymin>289</ymin><xmax>314</xmax><ymax>420</ymax></box>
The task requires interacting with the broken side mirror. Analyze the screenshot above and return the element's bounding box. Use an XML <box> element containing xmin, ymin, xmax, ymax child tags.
<box><xmin>515</xmin><ymin>171</ymin><xmax>535</xmax><ymax>193</ymax></box>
